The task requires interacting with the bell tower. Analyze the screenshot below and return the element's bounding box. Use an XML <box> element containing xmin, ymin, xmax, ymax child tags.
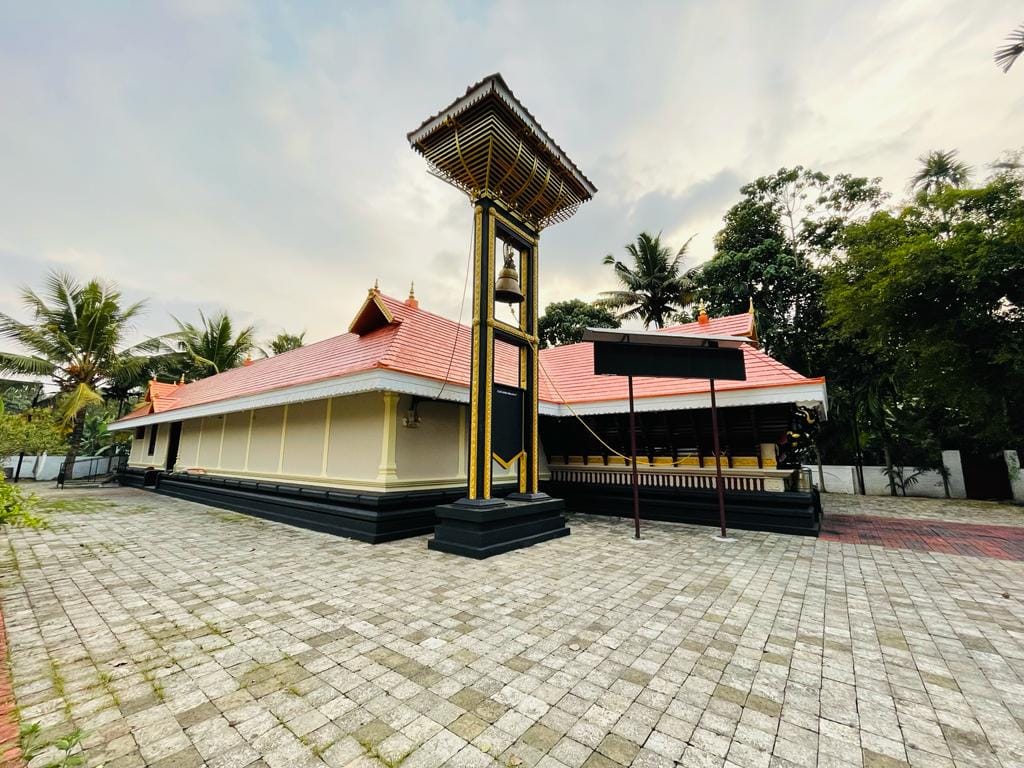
<box><xmin>408</xmin><ymin>74</ymin><xmax>596</xmax><ymax>558</ymax></box>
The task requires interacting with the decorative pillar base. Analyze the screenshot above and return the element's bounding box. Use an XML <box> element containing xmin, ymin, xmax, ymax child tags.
<box><xmin>428</xmin><ymin>496</ymin><xmax>570</xmax><ymax>559</ymax></box>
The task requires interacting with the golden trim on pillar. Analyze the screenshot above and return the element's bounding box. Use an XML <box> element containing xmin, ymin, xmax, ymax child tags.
<box><xmin>482</xmin><ymin>212</ymin><xmax>496</xmax><ymax>499</ymax></box>
<box><xmin>468</xmin><ymin>205</ymin><xmax>483</xmax><ymax>499</ymax></box>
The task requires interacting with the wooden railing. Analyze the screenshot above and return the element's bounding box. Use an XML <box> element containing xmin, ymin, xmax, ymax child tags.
<box><xmin>548</xmin><ymin>463</ymin><xmax>797</xmax><ymax>493</ymax></box>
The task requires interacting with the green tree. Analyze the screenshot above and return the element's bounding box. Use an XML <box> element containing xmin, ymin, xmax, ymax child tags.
<box><xmin>267</xmin><ymin>330</ymin><xmax>306</xmax><ymax>355</ymax></box>
<box><xmin>909</xmin><ymin>150</ymin><xmax>971</xmax><ymax>195</ymax></box>
<box><xmin>0</xmin><ymin>272</ymin><xmax>162</xmax><ymax>477</ymax></box>
<box><xmin>690</xmin><ymin>168</ymin><xmax>885</xmax><ymax>374</ymax></box>
<box><xmin>170</xmin><ymin>311</ymin><xmax>257</xmax><ymax>379</ymax></box>
<box><xmin>0</xmin><ymin>406</ymin><xmax>66</xmax><ymax>462</ymax></box>
<box><xmin>825</xmin><ymin>173</ymin><xmax>1024</xmax><ymax>450</ymax></box>
<box><xmin>598</xmin><ymin>232</ymin><xmax>696</xmax><ymax>328</ymax></box>
<box><xmin>538</xmin><ymin>300</ymin><xmax>620</xmax><ymax>348</ymax></box>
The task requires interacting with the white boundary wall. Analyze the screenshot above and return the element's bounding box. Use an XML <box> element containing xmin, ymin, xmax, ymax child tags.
<box><xmin>812</xmin><ymin>450</ymin><xmax>967</xmax><ymax>498</ymax></box>
<box><xmin>2</xmin><ymin>454</ymin><xmax>117</xmax><ymax>482</ymax></box>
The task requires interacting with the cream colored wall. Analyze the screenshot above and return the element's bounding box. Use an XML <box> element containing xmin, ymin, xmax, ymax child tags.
<box><xmin>219</xmin><ymin>411</ymin><xmax>249</xmax><ymax>470</ymax></box>
<box><xmin>325</xmin><ymin>393</ymin><xmax>383</xmax><ymax>481</ymax></box>
<box><xmin>128</xmin><ymin>423</ymin><xmax>169</xmax><ymax>468</ymax></box>
<box><xmin>394</xmin><ymin>397</ymin><xmax>461</xmax><ymax>481</ymax></box>
<box><xmin>282</xmin><ymin>399</ymin><xmax>327</xmax><ymax>476</ymax></box>
<box><xmin>128</xmin><ymin>389</ymin><xmax>536</xmax><ymax>491</ymax></box>
<box><xmin>128</xmin><ymin>428</ymin><xmax>146</xmax><ymax>465</ymax></box>
<box><xmin>177</xmin><ymin>420</ymin><xmax>201</xmax><ymax>468</ymax></box>
<box><xmin>247</xmin><ymin>406</ymin><xmax>285</xmax><ymax>474</ymax></box>
<box><xmin>197</xmin><ymin>416</ymin><xmax>222</xmax><ymax>468</ymax></box>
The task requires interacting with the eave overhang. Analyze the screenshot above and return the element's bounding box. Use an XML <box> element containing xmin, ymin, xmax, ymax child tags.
<box><xmin>408</xmin><ymin>73</ymin><xmax>596</xmax><ymax>229</ymax></box>
<box><xmin>110</xmin><ymin>370</ymin><xmax>827</xmax><ymax>431</ymax></box>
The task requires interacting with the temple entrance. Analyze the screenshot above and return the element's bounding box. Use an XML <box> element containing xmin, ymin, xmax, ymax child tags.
<box><xmin>165</xmin><ymin>422</ymin><xmax>182</xmax><ymax>471</ymax></box>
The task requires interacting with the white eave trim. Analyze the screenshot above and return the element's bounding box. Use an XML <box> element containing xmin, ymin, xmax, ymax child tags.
<box><xmin>539</xmin><ymin>380</ymin><xmax>829</xmax><ymax>418</ymax></box>
<box><xmin>111</xmin><ymin>369</ymin><xmax>827</xmax><ymax>430</ymax></box>
<box><xmin>108</xmin><ymin>370</ymin><xmax>471</xmax><ymax>431</ymax></box>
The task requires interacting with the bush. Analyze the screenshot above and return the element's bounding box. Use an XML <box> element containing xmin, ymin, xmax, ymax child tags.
<box><xmin>0</xmin><ymin>477</ymin><xmax>48</xmax><ymax>528</ymax></box>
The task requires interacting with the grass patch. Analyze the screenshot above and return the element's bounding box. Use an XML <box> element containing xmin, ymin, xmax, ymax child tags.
<box><xmin>47</xmin><ymin>658</ymin><xmax>70</xmax><ymax>715</ymax></box>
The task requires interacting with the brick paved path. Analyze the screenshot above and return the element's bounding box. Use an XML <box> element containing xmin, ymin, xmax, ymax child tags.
<box><xmin>1</xmin><ymin>487</ymin><xmax>1023</xmax><ymax>768</ymax></box>
<box><xmin>821</xmin><ymin>516</ymin><xmax>1024</xmax><ymax>561</ymax></box>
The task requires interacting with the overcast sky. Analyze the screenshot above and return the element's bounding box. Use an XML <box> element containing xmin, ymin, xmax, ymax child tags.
<box><xmin>1</xmin><ymin>1</ymin><xmax>1022</xmax><ymax>347</ymax></box>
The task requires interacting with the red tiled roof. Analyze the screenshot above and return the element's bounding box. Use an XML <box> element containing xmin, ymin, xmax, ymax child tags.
<box><xmin>114</xmin><ymin>294</ymin><xmax>820</xmax><ymax>424</ymax></box>
<box><xmin>661</xmin><ymin>311</ymin><xmax>756</xmax><ymax>340</ymax></box>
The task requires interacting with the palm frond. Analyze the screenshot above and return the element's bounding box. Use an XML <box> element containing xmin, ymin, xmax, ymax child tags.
<box><xmin>57</xmin><ymin>382</ymin><xmax>104</xmax><ymax>426</ymax></box>
<box><xmin>0</xmin><ymin>352</ymin><xmax>56</xmax><ymax>377</ymax></box>
<box><xmin>995</xmin><ymin>24</ymin><xmax>1024</xmax><ymax>73</ymax></box>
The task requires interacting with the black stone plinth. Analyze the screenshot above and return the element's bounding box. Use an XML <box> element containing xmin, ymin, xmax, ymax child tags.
<box><xmin>428</xmin><ymin>495</ymin><xmax>570</xmax><ymax>559</ymax></box>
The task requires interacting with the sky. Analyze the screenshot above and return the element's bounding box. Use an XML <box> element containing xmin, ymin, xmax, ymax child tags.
<box><xmin>1</xmin><ymin>0</ymin><xmax>1022</xmax><ymax>348</ymax></box>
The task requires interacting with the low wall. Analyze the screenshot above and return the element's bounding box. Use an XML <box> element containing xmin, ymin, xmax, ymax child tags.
<box><xmin>2</xmin><ymin>454</ymin><xmax>118</xmax><ymax>482</ymax></box>
<box><xmin>813</xmin><ymin>450</ymin><xmax>966</xmax><ymax>498</ymax></box>
<box><xmin>544</xmin><ymin>479</ymin><xmax>821</xmax><ymax>536</ymax></box>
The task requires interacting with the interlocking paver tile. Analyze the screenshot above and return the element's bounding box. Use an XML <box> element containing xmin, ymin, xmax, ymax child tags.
<box><xmin>0</xmin><ymin>487</ymin><xmax>1022</xmax><ymax>768</ymax></box>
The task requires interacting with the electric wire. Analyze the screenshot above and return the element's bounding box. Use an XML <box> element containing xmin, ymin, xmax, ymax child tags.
<box><xmin>434</xmin><ymin>221</ymin><xmax>474</xmax><ymax>402</ymax></box>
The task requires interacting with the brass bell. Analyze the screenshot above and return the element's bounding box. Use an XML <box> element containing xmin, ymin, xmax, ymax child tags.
<box><xmin>494</xmin><ymin>244</ymin><xmax>525</xmax><ymax>305</ymax></box>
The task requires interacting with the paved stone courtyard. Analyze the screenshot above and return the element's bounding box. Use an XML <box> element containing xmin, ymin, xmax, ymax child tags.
<box><xmin>1</xmin><ymin>488</ymin><xmax>1023</xmax><ymax>768</ymax></box>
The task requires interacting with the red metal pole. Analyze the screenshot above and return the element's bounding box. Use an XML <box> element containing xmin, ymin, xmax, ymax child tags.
<box><xmin>628</xmin><ymin>375</ymin><xmax>641</xmax><ymax>539</ymax></box>
<box><xmin>709</xmin><ymin>378</ymin><xmax>727</xmax><ymax>537</ymax></box>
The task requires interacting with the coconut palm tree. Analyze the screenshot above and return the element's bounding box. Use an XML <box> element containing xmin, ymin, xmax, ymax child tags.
<box><xmin>995</xmin><ymin>23</ymin><xmax>1024</xmax><ymax>73</ymax></box>
<box><xmin>909</xmin><ymin>150</ymin><xmax>972</xmax><ymax>195</ymax></box>
<box><xmin>0</xmin><ymin>272</ymin><xmax>162</xmax><ymax>477</ymax></box>
<box><xmin>171</xmin><ymin>311</ymin><xmax>256</xmax><ymax>379</ymax></box>
<box><xmin>598</xmin><ymin>232</ymin><xmax>696</xmax><ymax>329</ymax></box>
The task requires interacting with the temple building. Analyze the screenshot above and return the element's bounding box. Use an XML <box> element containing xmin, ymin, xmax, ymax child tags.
<box><xmin>111</xmin><ymin>287</ymin><xmax>827</xmax><ymax>539</ymax></box>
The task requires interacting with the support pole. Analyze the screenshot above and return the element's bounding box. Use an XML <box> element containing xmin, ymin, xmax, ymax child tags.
<box><xmin>709</xmin><ymin>378</ymin><xmax>727</xmax><ymax>538</ymax></box>
<box><xmin>627</xmin><ymin>375</ymin><xmax>641</xmax><ymax>539</ymax></box>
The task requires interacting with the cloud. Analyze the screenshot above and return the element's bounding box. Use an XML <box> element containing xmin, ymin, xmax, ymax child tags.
<box><xmin>0</xmin><ymin>0</ymin><xmax>1021</xmax><ymax>347</ymax></box>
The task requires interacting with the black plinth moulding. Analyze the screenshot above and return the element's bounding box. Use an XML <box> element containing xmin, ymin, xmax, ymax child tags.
<box><xmin>428</xmin><ymin>494</ymin><xmax>570</xmax><ymax>559</ymax></box>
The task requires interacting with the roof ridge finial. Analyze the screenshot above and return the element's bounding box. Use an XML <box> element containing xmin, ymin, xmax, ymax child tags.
<box><xmin>748</xmin><ymin>295</ymin><xmax>755</xmax><ymax>314</ymax></box>
<box><xmin>698</xmin><ymin>300</ymin><xmax>709</xmax><ymax>325</ymax></box>
<box><xmin>406</xmin><ymin>281</ymin><xmax>419</xmax><ymax>309</ymax></box>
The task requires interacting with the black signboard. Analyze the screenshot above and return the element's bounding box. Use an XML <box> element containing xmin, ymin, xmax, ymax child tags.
<box><xmin>593</xmin><ymin>342</ymin><xmax>746</xmax><ymax>381</ymax></box>
<box><xmin>492</xmin><ymin>384</ymin><xmax>525</xmax><ymax>464</ymax></box>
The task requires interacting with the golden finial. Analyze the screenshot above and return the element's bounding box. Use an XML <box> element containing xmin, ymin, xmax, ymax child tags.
<box><xmin>179</xmin><ymin>373</ymin><xmax>185</xmax><ymax>384</ymax></box>
<box><xmin>406</xmin><ymin>281</ymin><xmax>419</xmax><ymax>308</ymax></box>
<box><xmin>698</xmin><ymin>300</ymin><xmax>709</xmax><ymax>325</ymax></box>
<box><xmin>409</xmin><ymin>282</ymin><xmax>415</xmax><ymax>299</ymax></box>
<box><xmin>748</xmin><ymin>296</ymin><xmax>755</xmax><ymax>314</ymax></box>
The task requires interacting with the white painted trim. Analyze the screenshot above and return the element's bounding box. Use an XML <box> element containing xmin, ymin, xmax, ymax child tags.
<box><xmin>109</xmin><ymin>370</ymin><xmax>471</xmax><ymax>431</ymax></box>
<box><xmin>540</xmin><ymin>381</ymin><xmax>828</xmax><ymax>418</ymax></box>
<box><xmin>110</xmin><ymin>370</ymin><xmax>827</xmax><ymax>430</ymax></box>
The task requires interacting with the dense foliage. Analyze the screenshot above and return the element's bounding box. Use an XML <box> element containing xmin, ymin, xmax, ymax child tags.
<box><xmin>0</xmin><ymin>406</ymin><xmax>66</xmax><ymax>462</ymax></box>
<box><xmin>826</xmin><ymin>174</ymin><xmax>1024</xmax><ymax>451</ymax></box>
<box><xmin>538</xmin><ymin>300</ymin><xmax>620</xmax><ymax>348</ymax></box>
<box><xmin>685</xmin><ymin>157</ymin><xmax>1023</xmax><ymax>481</ymax></box>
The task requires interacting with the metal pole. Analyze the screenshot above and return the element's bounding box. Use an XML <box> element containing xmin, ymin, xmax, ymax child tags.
<box><xmin>709</xmin><ymin>378</ymin><xmax>727</xmax><ymax>538</ymax></box>
<box><xmin>627</xmin><ymin>375</ymin><xmax>641</xmax><ymax>539</ymax></box>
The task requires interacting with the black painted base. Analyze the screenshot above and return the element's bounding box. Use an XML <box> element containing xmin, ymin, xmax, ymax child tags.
<box><xmin>428</xmin><ymin>495</ymin><xmax>570</xmax><ymax>559</ymax></box>
<box><xmin>545</xmin><ymin>481</ymin><xmax>821</xmax><ymax>537</ymax></box>
<box><xmin>120</xmin><ymin>469</ymin><xmax>515</xmax><ymax>544</ymax></box>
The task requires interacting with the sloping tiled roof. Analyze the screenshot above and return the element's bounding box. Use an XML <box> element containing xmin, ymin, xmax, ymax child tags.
<box><xmin>661</xmin><ymin>311</ymin><xmax>756</xmax><ymax>340</ymax></box>
<box><xmin>114</xmin><ymin>294</ymin><xmax>820</xmax><ymax>425</ymax></box>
